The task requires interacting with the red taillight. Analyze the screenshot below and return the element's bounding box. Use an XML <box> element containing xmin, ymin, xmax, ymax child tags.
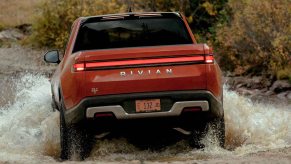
<box><xmin>205</xmin><ymin>55</ymin><xmax>214</xmax><ymax>63</ymax></box>
<box><xmin>85</xmin><ymin>56</ymin><xmax>205</xmax><ymax>69</ymax></box>
<box><xmin>182</xmin><ymin>107</ymin><xmax>202</xmax><ymax>113</ymax></box>
<box><xmin>73</xmin><ymin>55</ymin><xmax>213</xmax><ymax>71</ymax></box>
<box><xmin>94</xmin><ymin>112</ymin><xmax>114</xmax><ymax>118</ymax></box>
<box><xmin>73</xmin><ymin>63</ymin><xmax>85</xmax><ymax>71</ymax></box>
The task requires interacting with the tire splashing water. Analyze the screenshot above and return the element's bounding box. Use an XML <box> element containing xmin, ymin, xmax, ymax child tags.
<box><xmin>0</xmin><ymin>74</ymin><xmax>290</xmax><ymax>163</ymax></box>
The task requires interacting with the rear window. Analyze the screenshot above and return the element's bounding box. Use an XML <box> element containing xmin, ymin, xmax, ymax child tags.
<box><xmin>73</xmin><ymin>17</ymin><xmax>192</xmax><ymax>52</ymax></box>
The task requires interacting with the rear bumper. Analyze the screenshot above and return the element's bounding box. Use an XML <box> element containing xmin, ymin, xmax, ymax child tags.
<box><xmin>64</xmin><ymin>90</ymin><xmax>223</xmax><ymax>125</ymax></box>
<box><xmin>86</xmin><ymin>101</ymin><xmax>209</xmax><ymax>119</ymax></box>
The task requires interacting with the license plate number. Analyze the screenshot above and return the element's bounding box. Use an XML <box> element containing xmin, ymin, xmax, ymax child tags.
<box><xmin>135</xmin><ymin>99</ymin><xmax>161</xmax><ymax>112</ymax></box>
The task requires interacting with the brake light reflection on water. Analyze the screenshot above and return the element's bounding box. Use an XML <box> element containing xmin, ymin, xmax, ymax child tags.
<box><xmin>0</xmin><ymin>74</ymin><xmax>290</xmax><ymax>163</ymax></box>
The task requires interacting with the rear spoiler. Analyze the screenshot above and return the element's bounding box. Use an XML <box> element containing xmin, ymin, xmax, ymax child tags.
<box><xmin>81</xmin><ymin>12</ymin><xmax>182</xmax><ymax>24</ymax></box>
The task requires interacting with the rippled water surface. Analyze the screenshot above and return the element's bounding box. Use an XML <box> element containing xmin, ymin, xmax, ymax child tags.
<box><xmin>0</xmin><ymin>74</ymin><xmax>290</xmax><ymax>163</ymax></box>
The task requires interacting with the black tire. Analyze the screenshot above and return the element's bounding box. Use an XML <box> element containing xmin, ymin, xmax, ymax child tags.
<box><xmin>209</xmin><ymin>118</ymin><xmax>225</xmax><ymax>148</ymax></box>
<box><xmin>59</xmin><ymin>101</ymin><xmax>94</xmax><ymax>160</ymax></box>
<box><xmin>59</xmin><ymin>104</ymin><xmax>70</xmax><ymax>160</ymax></box>
<box><xmin>188</xmin><ymin>122</ymin><xmax>207</xmax><ymax>148</ymax></box>
<box><xmin>69</xmin><ymin>122</ymin><xmax>95</xmax><ymax>160</ymax></box>
<box><xmin>51</xmin><ymin>95</ymin><xmax>57</xmax><ymax>112</ymax></box>
<box><xmin>188</xmin><ymin>118</ymin><xmax>225</xmax><ymax>148</ymax></box>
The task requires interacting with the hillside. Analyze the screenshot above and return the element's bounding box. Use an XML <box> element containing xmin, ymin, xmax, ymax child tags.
<box><xmin>0</xmin><ymin>0</ymin><xmax>41</xmax><ymax>27</ymax></box>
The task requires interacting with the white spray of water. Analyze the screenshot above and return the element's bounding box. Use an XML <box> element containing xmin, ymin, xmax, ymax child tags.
<box><xmin>0</xmin><ymin>74</ymin><xmax>59</xmax><ymax>162</ymax></box>
<box><xmin>223</xmin><ymin>87</ymin><xmax>291</xmax><ymax>155</ymax></box>
<box><xmin>0</xmin><ymin>74</ymin><xmax>290</xmax><ymax>163</ymax></box>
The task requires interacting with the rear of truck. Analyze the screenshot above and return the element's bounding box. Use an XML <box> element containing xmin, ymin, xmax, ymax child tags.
<box><xmin>53</xmin><ymin>12</ymin><xmax>225</xmax><ymax>160</ymax></box>
<box><xmin>60</xmin><ymin>12</ymin><xmax>223</xmax><ymax>144</ymax></box>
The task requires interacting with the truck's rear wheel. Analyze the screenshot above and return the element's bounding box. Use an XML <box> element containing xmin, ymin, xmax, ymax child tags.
<box><xmin>59</xmin><ymin>101</ymin><xmax>94</xmax><ymax>160</ymax></box>
<box><xmin>59</xmin><ymin>104</ymin><xmax>70</xmax><ymax>160</ymax></box>
<box><xmin>188</xmin><ymin>123</ymin><xmax>207</xmax><ymax>148</ymax></box>
<box><xmin>211</xmin><ymin>118</ymin><xmax>225</xmax><ymax>148</ymax></box>
<box><xmin>188</xmin><ymin>118</ymin><xmax>225</xmax><ymax>148</ymax></box>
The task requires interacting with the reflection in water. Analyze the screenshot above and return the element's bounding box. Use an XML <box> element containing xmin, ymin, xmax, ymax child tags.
<box><xmin>0</xmin><ymin>74</ymin><xmax>290</xmax><ymax>163</ymax></box>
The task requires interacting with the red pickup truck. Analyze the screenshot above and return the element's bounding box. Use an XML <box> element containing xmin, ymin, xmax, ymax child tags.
<box><xmin>44</xmin><ymin>12</ymin><xmax>224</xmax><ymax>160</ymax></box>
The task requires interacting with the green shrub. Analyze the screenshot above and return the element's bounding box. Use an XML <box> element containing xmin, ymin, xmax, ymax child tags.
<box><xmin>0</xmin><ymin>22</ymin><xmax>4</xmax><ymax>31</ymax></box>
<box><xmin>276</xmin><ymin>66</ymin><xmax>291</xmax><ymax>83</ymax></box>
<box><xmin>30</xmin><ymin>0</ymin><xmax>228</xmax><ymax>49</ymax></box>
<box><xmin>215</xmin><ymin>0</ymin><xmax>291</xmax><ymax>75</ymax></box>
<box><xmin>30</xmin><ymin>0</ymin><xmax>126</xmax><ymax>49</ymax></box>
<box><xmin>186</xmin><ymin>0</ymin><xmax>228</xmax><ymax>42</ymax></box>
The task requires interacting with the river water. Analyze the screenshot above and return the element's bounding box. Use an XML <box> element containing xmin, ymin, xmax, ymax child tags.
<box><xmin>0</xmin><ymin>74</ymin><xmax>290</xmax><ymax>163</ymax></box>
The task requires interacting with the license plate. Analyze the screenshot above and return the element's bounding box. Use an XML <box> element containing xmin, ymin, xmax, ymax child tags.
<box><xmin>135</xmin><ymin>99</ymin><xmax>161</xmax><ymax>112</ymax></box>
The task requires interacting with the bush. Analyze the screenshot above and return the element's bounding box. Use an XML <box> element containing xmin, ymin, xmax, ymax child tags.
<box><xmin>30</xmin><ymin>0</ymin><xmax>127</xmax><ymax>49</ymax></box>
<box><xmin>215</xmin><ymin>0</ymin><xmax>291</xmax><ymax>75</ymax></box>
<box><xmin>30</xmin><ymin>0</ymin><xmax>229</xmax><ymax>49</ymax></box>
<box><xmin>186</xmin><ymin>0</ymin><xmax>228</xmax><ymax>42</ymax></box>
<box><xmin>276</xmin><ymin>65</ymin><xmax>291</xmax><ymax>83</ymax></box>
<box><xmin>0</xmin><ymin>23</ymin><xmax>4</xmax><ymax>31</ymax></box>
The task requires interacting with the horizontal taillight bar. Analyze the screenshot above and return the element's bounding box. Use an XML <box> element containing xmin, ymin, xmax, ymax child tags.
<box><xmin>85</xmin><ymin>56</ymin><xmax>205</xmax><ymax>68</ymax></box>
<box><xmin>73</xmin><ymin>55</ymin><xmax>214</xmax><ymax>71</ymax></box>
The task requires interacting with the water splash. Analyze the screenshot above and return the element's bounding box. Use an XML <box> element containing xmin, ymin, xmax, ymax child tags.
<box><xmin>223</xmin><ymin>86</ymin><xmax>291</xmax><ymax>155</ymax></box>
<box><xmin>0</xmin><ymin>74</ymin><xmax>290</xmax><ymax>163</ymax></box>
<box><xmin>0</xmin><ymin>74</ymin><xmax>59</xmax><ymax>162</ymax></box>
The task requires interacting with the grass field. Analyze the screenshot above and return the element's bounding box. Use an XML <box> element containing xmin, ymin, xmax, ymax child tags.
<box><xmin>0</xmin><ymin>0</ymin><xmax>41</xmax><ymax>27</ymax></box>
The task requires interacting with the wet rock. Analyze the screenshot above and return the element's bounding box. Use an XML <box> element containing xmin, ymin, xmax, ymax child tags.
<box><xmin>225</xmin><ymin>76</ymin><xmax>272</xmax><ymax>90</ymax></box>
<box><xmin>15</xmin><ymin>24</ymin><xmax>32</xmax><ymax>35</ymax></box>
<box><xmin>0</xmin><ymin>28</ymin><xmax>25</xmax><ymax>41</ymax></box>
<box><xmin>236</xmin><ymin>87</ymin><xmax>255</xmax><ymax>96</ymax></box>
<box><xmin>264</xmin><ymin>90</ymin><xmax>274</xmax><ymax>96</ymax></box>
<box><xmin>287</xmin><ymin>92</ymin><xmax>291</xmax><ymax>100</ymax></box>
<box><xmin>224</xmin><ymin>76</ymin><xmax>248</xmax><ymax>89</ymax></box>
<box><xmin>224</xmin><ymin>75</ymin><xmax>291</xmax><ymax>104</ymax></box>
<box><xmin>269</xmin><ymin>80</ymin><xmax>291</xmax><ymax>93</ymax></box>
<box><xmin>277</xmin><ymin>92</ymin><xmax>288</xmax><ymax>100</ymax></box>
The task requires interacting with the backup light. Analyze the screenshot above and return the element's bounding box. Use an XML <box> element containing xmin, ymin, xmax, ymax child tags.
<box><xmin>73</xmin><ymin>63</ymin><xmax>85</xmax><ymax>71</ymax></box>
<box><xmin>205</xmin><ymin>55</ymin><xmax>214</xmax><ymax>63</ymax></box>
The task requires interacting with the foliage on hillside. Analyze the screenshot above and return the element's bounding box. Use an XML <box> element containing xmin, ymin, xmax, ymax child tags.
<box><xmin>0</xmin><ymin>23</ymin><xmax>4</xmax><ymax>31</ymax></box>
<box><xmin>0</xmin><ymin>0</ymin><xmax>40</xmax><ymax>27</ymax></box>
<box><xmin>215</xmin><ymin>0</ymin><xmax>291</xmax><ymax>77</ymax></box>
<box><xmin>30</xmin><ymin>0</ymin><xmax>290</xmax><ymax>78</ymax></box>
<box><xmin>186</xmin><ymin>0</ymin><xmax>227</xmax><ymax>42</ymax></box>
<box><xmin>30</xmin><ymin>0</ymin><xmax>127</xmax><ymax>49</ymax></box>
<box><xmin>30</xmin><ymin>0</ymin><xmax>226</xmax><ymax>49</ymax></box>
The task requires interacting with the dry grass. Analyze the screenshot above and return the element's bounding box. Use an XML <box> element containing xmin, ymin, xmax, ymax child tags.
<box><xmin>0</xmin><ymin>0</ymin><xmax>42</xmax><ymax>27</ymax></box>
